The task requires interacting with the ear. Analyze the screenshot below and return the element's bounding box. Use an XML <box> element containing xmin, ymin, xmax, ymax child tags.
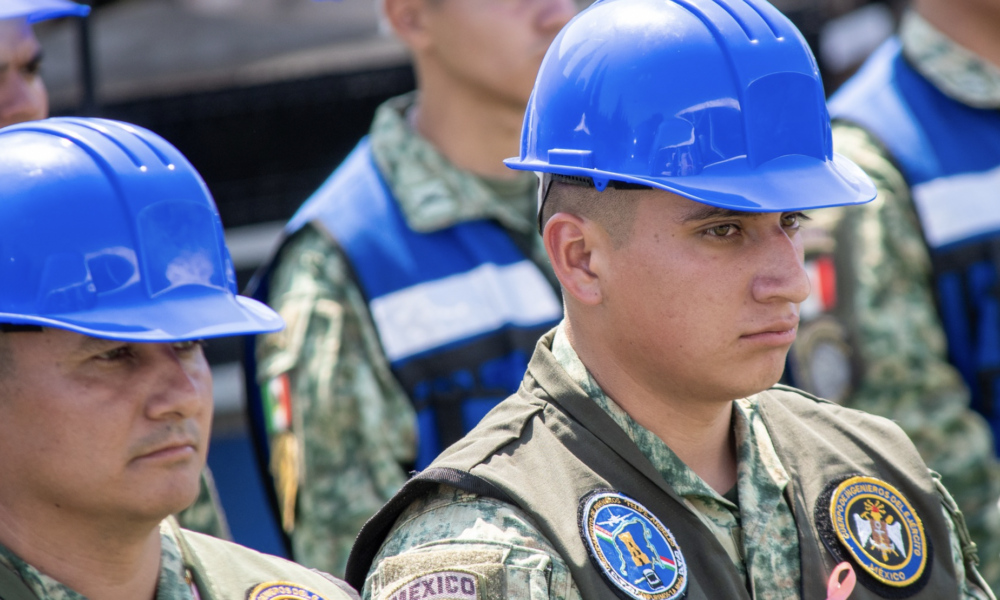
<box><xmin>543</xmin><ymin>212</ymin><xmax>607</xmax><ymax>306</ymax></box>
<box><xmin>383</xmin><ymin>0</ymin><xmax>434</xmax><ymax>51</ymax></box>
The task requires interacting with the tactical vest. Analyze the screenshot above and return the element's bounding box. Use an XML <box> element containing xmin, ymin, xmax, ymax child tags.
<box><xmin>245</xmin><ymin>139</ymin><xmax>562</xmax><ymax>472</ymax></box>
<box><xmin>829</xmin><ymin>38</ymin><xmax>1000</xmax><ymax>453</ymax></box>
<box><xmin>0</xmin><ymin>522</ymin><xmax>358</xmax><ymax>600</ymax></box>
<box><xmin>346</xmin><ymin>331</ymin><xmax>975</xmax><ymax>600</ymax></box>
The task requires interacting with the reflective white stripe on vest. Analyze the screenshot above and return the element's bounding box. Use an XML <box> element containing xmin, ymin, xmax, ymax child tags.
<box><xmin>370</xmin><ymin>260</ymin><xmax>562</xmax><ymax>362</ymax></box>
<box><xmin>913</xmin><ymin>164</ymin><xmax>1000</xmax><ymax>248</ymax></box>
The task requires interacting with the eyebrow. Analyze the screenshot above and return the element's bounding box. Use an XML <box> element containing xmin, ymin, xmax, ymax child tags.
<box><xmin>679</xmin><ymin>205</ymin><xmax>763</xmax><ymax>223</ymax></box>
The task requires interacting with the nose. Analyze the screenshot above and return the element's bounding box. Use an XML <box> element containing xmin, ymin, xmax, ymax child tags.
<box><xmin>0</xmin><ymin>72</ymin><xmax>46</xmax><ymax>129</ymax></box>
<box><xmin>751</xmin><ymin>222</ymin><xmax>811</xmax><ymax>306</ymax></box>
<box><xmin>143</xmin><ymin>344</ymin><xmax>213</xmax><ymax>422</ymax></box>
<box><xmin>537</xmin><ymin>0</ymin><xmax>577</xmax><ymax>35</ymax></box>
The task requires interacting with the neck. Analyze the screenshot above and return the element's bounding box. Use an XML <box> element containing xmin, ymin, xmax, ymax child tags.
<box><xmin>0</xmin><ymin>502</ymin><xmax>163</xmax><ymax>600</ymax></box>
<box><xmin>565</xmin><ymin>321</ymin><xmax>738</xmax><ymax>494</ymax></box>
<box><xmin>412</xmin><ymin>64</ymin><xmax>526</xmax><ymax>180</ymax></box>
<box><xmin>915</xmin><ymin>0</ymin><xmax>1000</xmax><ymax>70</ymax></box>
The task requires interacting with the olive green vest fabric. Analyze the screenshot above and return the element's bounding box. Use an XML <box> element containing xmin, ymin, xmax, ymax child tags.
<box><xmin>174</xmin><ymin>524</ymin><xmax>359</xmax><ymax>600</ymax></box>
<box><xmin>350</xmin><ymin>332</ymin><xmax>966</xmax><ymax>600</ymax></box>
<box><xmin>0</xmin><ymin>524</ymin><xmax>358</xmax><ymax>600</ymax></box>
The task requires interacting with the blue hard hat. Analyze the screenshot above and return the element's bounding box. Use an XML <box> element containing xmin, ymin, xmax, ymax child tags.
<box><xmin>506</xmin><ymin>0</ymin><xmax>876</xmax><ymax>212</ymax></box>
<box><xmin>0</xmin><ymin>0</ymin><xmax>90</xmax><ymax>22</ymax></box>
<box><xmin>0</xmin><ymin>117</ymin><xmax>283</xmax><ymax>341</ymax></box>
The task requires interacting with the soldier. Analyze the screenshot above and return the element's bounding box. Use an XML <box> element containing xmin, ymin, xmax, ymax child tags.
<box><xmin>247</xmin><ymin>0</ymin><xmax>576</xmax><ymax>576</ymax></box>
<box><xmin>0</xmin><ymin>0</ymin><xmax>232</xmax><ymax>541</ymax></box>
<box><xmin>0</xmin><ymin>117</ymin><xmax>357</xmax><ymax>600</ymax></box>
<box><xmin>787</xmin><ymin>0</ymin><xmax>1000</xmax><ymax>590</ymax></box>
<box><xmin>344</xmin><ymin>0</ymin><xmax>994</xmax><ymax>598</ymax></box>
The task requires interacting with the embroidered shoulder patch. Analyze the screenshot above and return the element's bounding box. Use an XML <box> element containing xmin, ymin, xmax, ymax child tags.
<box><xmin>815</xmin><ymin>475</ymin><xmax>932</xmax><ymax>598</ymax></box>
<box><xmin>580</xmin><ymin>491</ymin><xmax>687</xmax><ymax>600</ymax></box>
<box><xmin>247</xmin><ymin>581</ymin><xmax>328</xmax><ymax>600</ymax></box>
<box><xmin>382</xmin><ymin>570</ymin><xmax>480</xmax><ymax>600</ymax></box>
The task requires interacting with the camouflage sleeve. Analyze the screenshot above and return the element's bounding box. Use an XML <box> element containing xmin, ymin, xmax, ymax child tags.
<box><xmin>256</xmin><ymin>224</ymin><xmax>417</xmax><ymax>577</ymax></box>
<box><xmin>829</xmin><ymin>122</ymin><xmax>1000</xmax><ymax>592</ymax></box>
<box><xmin>175</xmin><ymin>467</ymin><xmax>231</xmax><ymax>540</ymax></box>
<box><xmin>361</xmin><ymin>485</ymin><xmax>581</xmax><ymax>600</ymax></box>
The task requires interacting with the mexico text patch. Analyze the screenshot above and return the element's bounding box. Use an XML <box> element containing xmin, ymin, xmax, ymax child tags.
<box><xmin>580</xmin><ymin>491</ymin><xmax>687</xmax><ymax>600</ymax></box>
<box><xmin>247</xmin><ymin>581</ymin><xmax>328</xmax><ymax>600</ymax></box>
<box><xmin>383</xmin><ymin>571</ymin><xmax>480</xmax><ymax>600</ymax></box>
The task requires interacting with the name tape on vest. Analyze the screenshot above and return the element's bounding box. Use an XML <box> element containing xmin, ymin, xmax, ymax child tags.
<box><xmin>580</xmin><ymin>491</ymin><xmax>688</xmax><ymax>600</ymax></box>
<box><xmin>382</xmin><ymin>571</ymin><xmax>480</xmax><ymax>600</ymax></box>
<box><xmin>247</xmin><ymin>581</ymin><xmax>329</xmax><ymax>600</ymax></box>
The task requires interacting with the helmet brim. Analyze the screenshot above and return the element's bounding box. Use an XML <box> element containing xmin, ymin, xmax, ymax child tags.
<box><xmin>506</xmin><ymin>152</ymin><xmax>876</xmax><ymax>213</ymax></box>
<box><xmin>0</xmin><ymin>290</ymin><xmax>283</xmax><ymax>342</ymax></box>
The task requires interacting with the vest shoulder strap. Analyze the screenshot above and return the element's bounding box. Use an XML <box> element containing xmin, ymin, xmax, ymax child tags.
<box><xmin>344</xmin><ymin>467</ymin><xmax>514</xmax><ymax>590</ymax></box>
<box><xmin>173</xmin><ymin>521</ymin><xmax>358</xmax><ymax>600</ymax></box>
<box><xmin>828</xmin><ymin>37</ymin><xmax>942</xmax><ymax>183</ymax></box>
<box><xmin>0</xmin><ymin>561</ymin><xmax>38</xmax><ymax>600</ymax></box>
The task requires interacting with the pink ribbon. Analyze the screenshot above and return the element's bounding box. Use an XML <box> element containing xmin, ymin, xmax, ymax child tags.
<box><xmin>826</xmin><ymin>562</ymin><xmax>857</xmax><ymax>600</ymax></box>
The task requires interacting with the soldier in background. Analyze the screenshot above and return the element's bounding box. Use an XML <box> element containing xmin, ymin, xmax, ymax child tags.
<box><xmin>0</xmin><ymin>0</ymin><xmax>231</xmax><ymax>541</ymax></box>
<box><xmin>787</xmin><ymin>0</ymin><xmax>1000</xmax><ymax>590</ymax></box>
<box><xmin>248</xmin><ymin>0</ymin><xmax>576</xmax><ymax>576</ymax></box>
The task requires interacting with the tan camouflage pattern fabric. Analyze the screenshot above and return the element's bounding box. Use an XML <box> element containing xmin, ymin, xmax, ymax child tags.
<box><xmin>256</xmin><ymin>92</ymin><xmax>544</xmax><ymax>577</ymax></box>
<box><xmin>363</xmin><ymin>324</ymin><xmax>991</xmax><ymax>599</ymax></box>
<box><xmin>801</xmin><ymin>11</ymin><xmax>1000</xmax><ymax>592</ymax></box>
<box><xmin>174</xmin><ymin>467</ymin><xmax>231</xmax><ymax>540</ymax></box>
<box><xmin>0</xmin><ymin>520</ymin><xmax>196</xmax><ymax>600</ymax></box>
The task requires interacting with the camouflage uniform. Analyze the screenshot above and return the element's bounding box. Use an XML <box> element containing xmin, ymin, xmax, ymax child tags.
<box><xmin>255</xmin><ymin>92</ymin><xmax>545</xmax><ymax>577</ymax></box>
<box><xmin>361</xmin><ymin>324</ymin><xmax>992</xmax><ymax>600</ymax></box>
<box><xmin>0</xmin><ymin>521</ymin><xmax>197</xmax><ymax>600</ymax></box>
<box><xmin>790</xmin><ymin>11</ymin><xmax>1000</xmax><ymax>592</ymax></box>
<box><xmin>175</xmin><ymin>468</ymin><xmax>231</xmax><ymax>540</ymax></box>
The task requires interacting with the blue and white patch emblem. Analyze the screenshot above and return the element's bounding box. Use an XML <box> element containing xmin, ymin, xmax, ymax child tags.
<box><xmin>829</xmin><ymin>476</ymin><xmax>929</xmax><ymax>588</ymax></box>
<box><xmin>247</xmin><ymin>581</ymin><xmax>328</xmax><ymax>600</ymax></box>
<box><xmin>580</xmin><ymin>491</ymin><xmax>687</xmax><ymax>600</ymax></box>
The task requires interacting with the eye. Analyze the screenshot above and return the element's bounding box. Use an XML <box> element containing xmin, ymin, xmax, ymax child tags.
<box><xmin>172</xmin><ymin>340</ymin><xmax>206</xmax><ymax>354</ymax></box>
<box><xmin>705</xmin><ymin>223</ymin><xmax>740</xmax><ymax>238</ymax></box>
<box><xmin>96</xmin><ymin>345</ymin><xmax>135</xmax><ymax>361</ymax></box>
<box><xmin>781</xmin><ymin>212</ymin><xmax>810</xmax><ymax>229</ymax></box>
<box><xmin>22</xmin><ymin>56</ymin><xmax>41</xmax><ymax>77</ymax></box>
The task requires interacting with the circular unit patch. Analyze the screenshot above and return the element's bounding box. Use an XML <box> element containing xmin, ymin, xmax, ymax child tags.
<box><xmin>828</xmin><ymin>476</ymin><xmax>928</xmax><ymax>588</ymax></box>
<box><xmin>580</xmin><ymin>491</ymin><xmax>687</xmax><ymax>600</ymax></box>
<box><xmin>247</xmin><ymin>581</ymin><xmax>328</xmax><ymax>600</ymax></box>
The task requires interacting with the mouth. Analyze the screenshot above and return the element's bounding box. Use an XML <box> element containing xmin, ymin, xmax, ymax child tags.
<box><xmin>740</xmin><ymin>319</ymin><xmax>799</xmax><ymax>345</ymax></box>
<box><xmin>133</xmin><ymin>440</ymin><xmax>198</xmax><ymax>462</ymax></box>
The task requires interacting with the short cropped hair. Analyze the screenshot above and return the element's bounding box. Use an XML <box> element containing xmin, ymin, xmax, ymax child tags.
<box><xmin>540</xmin><ymin>181</ymin><xmax>641</xmax><ymax>247</ymax></box>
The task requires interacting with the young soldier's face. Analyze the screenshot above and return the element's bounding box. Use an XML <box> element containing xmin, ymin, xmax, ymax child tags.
<box><xmin>420</xmin><ymin>0</ymin><xmax>576</xmax><ymax>109</ymax></box>
<box><xmin>0</xmin><ymin>19</ymin><xmax>47</xmax><ymax>129</ymax></box>
<box><xmin>600</xmin><ymin>192</ymin><xmax>810</xmax><ymax>403</ymax></box>
<box><xmin>0</xmin><ymin>329</ymin><xmax>212</xmax><ymax>523</ymax></box>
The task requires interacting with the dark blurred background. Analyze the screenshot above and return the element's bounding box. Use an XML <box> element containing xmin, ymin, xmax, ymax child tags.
<box><xmin>34</xmin><ymin>0</ymin><xmax>905</xmax><ymax>555</ymax></box>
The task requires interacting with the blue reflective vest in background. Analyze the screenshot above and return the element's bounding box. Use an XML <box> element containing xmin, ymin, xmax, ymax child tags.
<box><xmin>248</xmin><ymin>139</ymin><xmax>563</xmax><ymax>471</ymax></box>
<box><xmin>829</xmin><ymin>38</ymin><xmax>1000</xmax><ymax>452</ymax></box>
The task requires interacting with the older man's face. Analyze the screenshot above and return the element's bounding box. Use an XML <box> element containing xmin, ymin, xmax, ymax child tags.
<box><xmin>0</xmin><ymin>329</ymin><xmax>213</xmax><ymax>524</ymax></box>
<box><xmin>0</xmin><ymin>18</ymin><xmax>47</xmax><ymax>128</ymax></box>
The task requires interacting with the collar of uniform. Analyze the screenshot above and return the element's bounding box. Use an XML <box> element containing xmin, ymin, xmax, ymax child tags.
<box><xmin>368</xmin><ymin>92</ymin><xmax>538</xmax><ymax>234</ymax></box>
<box><xmin>0</xmin><ymin>521</ymin><xmax>195</xmax><ymax>600</ymax></box>
<box><xmin>900</xmin><ymin>10</ymin><xmax>1000</xmax><ymax>109</ymax></box>
<box><xmin>550</xmin><ymin>323</ymin><xmax>790</xmax><ymax>557</ymax></box>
